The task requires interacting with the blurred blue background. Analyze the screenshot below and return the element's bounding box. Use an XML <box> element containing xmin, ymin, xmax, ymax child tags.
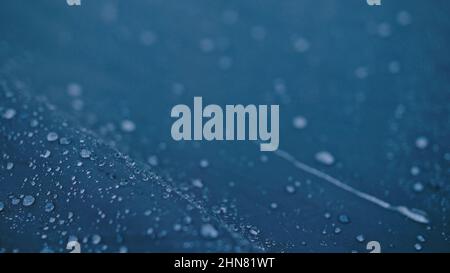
<box><xmin>0</xmin><ymin>0</ymin><xmax>449</xmax><ymax>252</ymax></box>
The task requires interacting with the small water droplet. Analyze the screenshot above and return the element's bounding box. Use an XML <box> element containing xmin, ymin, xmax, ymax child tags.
<box><xmin>410</xmin><ymin>166</ymin><xmax>420</xmax><ymax>176</ymax></box>
<box><xmin>23</xmin><ymin>195</ymin><xmax>35</xmax><ymax>207</ymax></box>
<box><xmin>92</xmin><ymin>234</ymin><xmax>102</xmax><ymax>245</ymax></box>
<box><xmin>80</xmin><ymin>149</ymin><xmax>91</xmax><ymax>159</ymax></box>
<box><xmin>46</xmin><ymin>132</ymin><xmax>59</xmax><ymax>142</ymax></box>
<box><xmin>147</xmin><ymin>155</ymin><xmax>158</xmax><ymax>166</ymax></box>
<box><xmin>44</xmin><ymin>202</ymin><xmax>55</xmax><ymax>212</ymax></box>
<box><xmin>0</xmin><ymin>201</ymin><xmax>4</xmax><ymax>212</ymax></box>
<box><xmin>2</xmin><ymin>108</ymin><xmax>16</xmax><ymax>119</ymax></box>
<box><xmin>293</xmin><ymin>37</ymin><xmax>310</xmax><ymax>53</ymax></box>
<box><xmin>201</xmin><ymin>224</ymin><xmax>219</xmax><ymax>239</ymax></box>
<box><xmin>12</xmin><ymin>198</ymin><xmax>20</xmax><ymax>205</ymax></box>
<box><xmin>139</xmin><ymin>30</ymin><xmax>157</xmax><ymax>46</ymax></box>
<box><xmin>285</xmin><ymin>185</ymin><xmax>296</xmax><ymax>194</ymax></box>
<box><xmin>356</xmin><ymin>234</ymin><xmax>365</xmax><ymax>243</ymax></box>
<box><xmin>315</xmin><ymin>151</ymin><xmax>335</xmax><ymax>165</ymax></box>
<box><xmin>67</xmin><ymin>83</ymin><xmax>82</xmax><ymax>97</ymax></box>
<box><xmin>416</xmin><ymin>235</ymin><xmax>426</xmax><ymax>243</ymax></box>
<box><xmin>415</xmin><ymin>136</ymin><xmax>429</xmax><ymax>149</ymax></box>
<box><xmin>334</xmin><ymin>227</ymin><xmax>342</xmax><ymax>234</ymax></box>
<box><xmin>338</xmin><ymin>214</ymin><xmax>351</xmax><ymax>224</ymax></box>
<box><xmin>41</xmin><ymin>150</ymin><xmax>51</xmax><ymax>158</ymax></box>
<box><xmin>397</xmin><ymin>11</ymin><xmax>412</xmax><ymax>26</ymax></box>
<box><xmin>293</xmin><ymin>116</ymin><xmax>308</xmax><ymax>129</ymax></box>
<box><xmin>199</xmin><ymin>159</ymin><xmax>209</xmax><ymax>168</ymax></box>
<box><xmin>59</xmin><ymin>137</ymin><xmax>71</xmax><ymax>145</ymax></box>
<box><xmin>119</xmin><ymin>246</ymin><xmax>128</xmax><ymax>253</ymax></box>
<box><xmin>413</xmin><ymin>182</ymin><xmax>424</xmax><ymax>193</ymax></box>
<box><xmin>192</xmin><ymin>179</ymin><xmax>203</xmax><ymax>188</ymax></box>
<box><xmin>414</xmin><ymin>243</ymin><xmax>422</xmax><ymax>251</ymax></box>
<box><xmin>355</xmin><ymin>66</ymin><xmax>368</xmax><ymax>79</ymax></box>
<box><xmin>121</xmin><ymin>119</ymin><xmax>136</xmax><ymax>132</ymax></box>
<box><xmin>146</xmin><ymin>227</ymin><xmax>154</xmax><ymax>235</ymax></box>
<box><xmin>249</xmin><ymin>228</ymin><xmax>259</xmax><ymax>236</ymax></box>
<box><xmin>6</xmin><ymin>162</ymin><xmax>14</xmax><ymax>170</ymax></box>
<box><xmin>199</xmin><ymin>38</ymin><xmax>215</xmax><ymax>53</ymax></box>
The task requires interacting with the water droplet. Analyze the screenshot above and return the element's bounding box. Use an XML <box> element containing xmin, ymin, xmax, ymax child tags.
<box><xmin>377</xmin><ymin>22</ymin><xmax>391</xmax><ymax>38</ymax></box>
<box><xmin>119</xmin><ymin>246</ymin><xmax>128</xmax><ymax>253</ymax></box>
<box><xmin>410</xmin><ymin>166</ymin><xmax>420</xmax><ymax>176</ymax></box>
<box><xmin>315</xmin><ymin>151</ymin><xmax>335</xmax><ymax>165</ymax></box>
<box><xmin>147</xmin><ymin>155</ymin><xmax>159</xmax><ymax>166</ymax></box>
<box><xmin>270</xmin><ymin>202</ymin><xmax>278</xmax><ymax>209</ymax></box>
<box><xmin>388</xmin><ymin>61</ymin><xmax>400</xmax><ymax>74</ymax></box>
<box><xmin>285</xmin><ymin>185</ymin><xmax>296</xmax><ymax>194</ymax></box>
<box><xmin>46</xmin><ymin>132</ymin><xmax>59</xmax><ymax>142</ymax></box>
<box><xmin>324</xmin><ymin>212</ymin><xmax>331</xmax><ymax>219</ymax></box>
<box><xmin>146</xmin><ymin>227</ymin><xmax>154</xmax><ymax>235</ymax></box>
<box><xmin>338</xmin><ymin>214</ymin><xmax>351</xmax><ymax>224</ymax></box>
<box><xmin>293</xmin><ymin>116</ymin><xmax>308</xmax><ymax>129</ymax></box>
<box><xmin>355</xmin><ymin>66</ymin><xmax>368</xmax><ymax>79</ymax></box>
<box><xmin>121</xmin><ymin>119</ymin><xmax>136</xmax><ymax>132</ymax></box>
<box><xmin>199</xmin><ymin>159</ymin><xmax>209</xmax><ymax>168</ymax></box>
<box><xmin>413</xmin><ymin>182</ymin><xmax>424</xmax><ymax>193</ymax></box>
<box><xmin>356</xmin><ymin>234</ymin><xmax>365</xmax><ymax>243</ymax></box>
<box><xmin>249</xmin><ymin>228</ymin><xmax>259</xmax><ymax>236</ymax></box>
<box><xmin>199</xmin><ymin>38</ymin><xmax>215</xmax><ymax>53</ymax></box>
<box><xmin>59</xmin><ymin>137</ymin><xmax>71</xmax><ymax>145</ymax></box>
<box><xmin>80</xmin><ymin>149</ymin><xmax>91</xmax><ymax>159</ymax></box>
<box><xmin>218</xmin><ymin>56</ymin><xmax>232</xmax><ymax>70</ymax></box>
<box><xmin>416</xmin><ymin>235</ymin><xmax>426</xmax><ymax>243</ymax></box>
<box><xmin>2</xmin><ymin>108</ymin><xmax>16</xmax><ymax>119</ymax></box>
<box><xmin>92</xmin><ymin>234</ymin><xmax>102</xmax><ymax>245</ymax></box>
<box><xmin>23</xmin><ymin>195</ymin><xmax>35</xmax><ymax>207</ymax></box>
<box><xmin>250</xmin><ymin>26</ymin><xmax>266</xmax><ymax>41</ymax></box>
<box><xmin>140</xmin><ymin>30</ymin><xmax>157</xmax><ymax>46</ymax></box>
<box><xmin>414</xmin><ymin>243</ymin><xmax>422</xmax><ymax>251</ymax></box>
<box><xmin>415</xmin><ymin>136</ymin><xmax>429</xmax><ymax>149</ymax></box>
<box><xmin>12</xmin><ymin>198</ymin><xmax>20</xmax><ymax>205</ymax></box>
<box><xmin>44</xmin><ymin>202</ymin><xmax>55</xmax><ymax>212</ymax></box>
<box><xmin>0</xmin><ymin>201</ymin><xmax>4</xmax><ymax>212</ymax></box>
<box><xmin>6</xmin><ymin>162</ymin><xmax>14</xmax><ymax>170</ymax></box>
<box><xmin>192</xmin><ymin>179</ymin><xmax>203</xmax><ymax>188</ymax></box>
<box><xmin>222</xmin><ymin>9</ymin><xmax>239</xmax><ymax>25</ymax></box>
<box><xmin>67</xmin><ymin>83</ymin><xmax>82</xmax><ymax>97</ymax></box>
<box><xmin>293</xmin><ymin>37</ymin><xmax>310</xmax><ymax>53</ymax></box>
<box><xmin>41</xmin><ymin>150</ymin><xmax>51</xmax><ymax>158</ymax></box>
<box><xmin>334</xmin><ymin>227</ymin><xmax>342</xmax><ymax>234</ymax></box>
<box><xmin>397</xmin><ymin>11</ymin><xmax>412</xmax><ymax>26</ymax></box>
<box><xmin>200</xmin><ymin>224</ymin><xmax>219</xmax><ymax>239</ymax></box>
<box><xmin>30</xmin><ymin>119</ymin><xmax>39</xmax><ymax>127</ymax></box>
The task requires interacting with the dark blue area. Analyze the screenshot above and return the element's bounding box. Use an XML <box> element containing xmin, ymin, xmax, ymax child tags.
<box><xmin>0</xmin><ymin>0</ymin><xmax>449</xmax><ymax>252</ymax></box>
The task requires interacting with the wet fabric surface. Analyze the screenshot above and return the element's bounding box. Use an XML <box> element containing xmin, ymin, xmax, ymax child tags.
<box><xmin>0</xmin><ymin>0</ymin><xmax>449</xmax><ymax>252</ymax></box>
